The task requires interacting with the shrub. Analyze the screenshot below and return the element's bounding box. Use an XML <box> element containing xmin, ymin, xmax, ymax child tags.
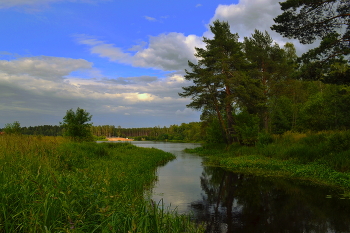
<box><xmin>257</xmin><ymin>132</ymin><xmax>274</xmax><ymax>147</ymax></box>
<box><xmin>326</xmin><ymin>131</ymin><xmax>350</xmax><ymax>153</ymax></box>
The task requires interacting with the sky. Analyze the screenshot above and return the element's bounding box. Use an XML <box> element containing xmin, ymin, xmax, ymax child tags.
<box><xmin>0</xmin><ymin>0</ymin><xmax>314</xmax><ymax>128</ymax></box>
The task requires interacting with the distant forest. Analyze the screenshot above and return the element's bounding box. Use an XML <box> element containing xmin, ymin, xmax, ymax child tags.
<box><xmin>0</xmin><ymin>122</ymin><xmax>205</xmax><ymax>142</ymax></box>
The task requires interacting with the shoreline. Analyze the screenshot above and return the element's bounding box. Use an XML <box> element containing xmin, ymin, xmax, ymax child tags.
<box><xmin>107</xmin><ymin>137</ymin><xmax>134</xmax><ymax>141</ymax></box>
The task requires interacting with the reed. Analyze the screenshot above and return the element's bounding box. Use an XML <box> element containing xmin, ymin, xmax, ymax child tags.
<box><xmin>0</xmin><ymin>135</ymin><xmax>203</xmax><ymax>232</ymax></box>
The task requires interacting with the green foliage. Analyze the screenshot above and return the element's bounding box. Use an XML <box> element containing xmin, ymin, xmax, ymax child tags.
<box><xmin>133</xmin><ymin>136</ymin><xmax>143</xmax><ymax>141</ymax></box>
<box><xmin>90</xmin><ymin>122</ymin><xmax>205</xmax><ymax>142</ymax></box>
<box><xmin>180</xmin><ymin>20</ymin><xmax>252</xmax><ymax>144</ymax></box>
<box><xmin>204</xmin><ymin>118</ymin><xmax>226</xmax><ymax>144</ymax></box>
<box><xmin>326</xmin><ymin>131</ymin><xmax>350</xmax><ymax>153</ymax></box>
<box><xmin>0</xmin><ymin>135</ymin><xmax>201</xmax><ymax>232</ymax></box>
<box><xmin>298</xmin><ymin>85</ymin><xmax>350</xmax><ymax>131</ymax></box>
<box><xmin>234</xmin><ymin>110</ymin><xmax>260</xmax><ymax>146</ymax></box>
<box><xmin>270</xmin><ymin>96</ymin><xmax>293</xmax><ymax>134</ymax></box>
<box><xmin>272</xmin><ymin>0</ymin><xmax>350</xmax><ymax>85</ymax></box>
<box><xmin>271</xmin><ymin>0</ymin><xmax>349</xmax><ymax>83</ymax></box>
<box><xmin>257</xmin><ymin>132</ymin><xmax>274</xmax><ymax>147</ymax></box>
<box><xmin>60</xmin><ymin>107</ymin><xmax>94</xmax><ymax>142</ymax></box>
<box><xmin>21</xmin><ymin>125</ymin><xmax>63</xmax><ymax>136</ymax></box>
<box><xmin>188</xmin><ymin>131</ymin><xmax>350</xmax><ymax>190</ymax></box>
<box><xmin>180</xmin><ymin>21</ymin><xmax>301</xmax><ymax>143</ymax></box>
<box><xmin>243</xmin><ymin>30</ymin><xmax>296</xmax><ymax>132</ymax></box>
<box><xmin>93</xmin><ymin>135</ymin><xmax>107</xmax><ymax>141</ymax></box>
<box><xmin>3</xmin><ymin>121</ymin><xmax>21</xmax><ymax>135</ymax></box>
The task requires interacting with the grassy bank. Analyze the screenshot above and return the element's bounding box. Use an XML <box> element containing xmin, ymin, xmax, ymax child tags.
<box><xmin>186</xmin><ymin>131</ymin><xmax>350</xmax><ymax>191</ymax></box>
<box><xmin>0</xmin><ymin>135</ymin><xmax>203</xmax><ymax>232</ymax></box>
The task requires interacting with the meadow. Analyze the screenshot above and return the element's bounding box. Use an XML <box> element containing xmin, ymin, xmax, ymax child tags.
<box><xmin>0</xmin><ymin>135</ymin><xmax>204</xmax><ymax>232</ymax></box>
<box><xmin>186</xmin><ymin>131</ymin><xmax>350</xmax><ymax>192</ymax></box>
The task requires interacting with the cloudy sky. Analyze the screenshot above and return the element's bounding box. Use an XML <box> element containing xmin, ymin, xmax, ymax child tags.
<box><xmin>0</xmin><ymin>0</ymin><xmax>311</xmax><ymax>128</ymax></box>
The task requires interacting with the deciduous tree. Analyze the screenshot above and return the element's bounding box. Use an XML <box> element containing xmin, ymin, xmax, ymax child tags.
<box><xmin>4</xmin><ymin>121</ymin><xmax>21</xmax><ymax>135</ymax></box>
<box><xmin>60</xmin><ymin>108</ymin><xmax>93</xmax><ymax>142</ymax></box>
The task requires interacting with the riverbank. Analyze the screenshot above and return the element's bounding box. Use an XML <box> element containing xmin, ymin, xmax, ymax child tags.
<box><xmin>185</xmin><ymin>131</ymin><xmax>350</xmax><ymax>192</ymax></box>
<box><xmin>107</xmin><ymin>137</ymin><xmax>134</xmax><ymax>141</ymax></box>
<box><xmin>0</xmin><ymin>135</ymin><xmax>203</xmax><ymax>232</ymax></box>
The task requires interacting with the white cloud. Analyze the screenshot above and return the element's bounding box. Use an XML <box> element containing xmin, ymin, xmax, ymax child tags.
<box><xmin>0</xmin><ymin>56</ymin><xmax>92</xmax><ymax>81</ymax></box>
<box><xmin>0</xmin><ymin>55</ymin><xmax>199</xmax><ymax>127</ymax></box>
<box><xmin>209</xmin><ymin>0</ymin><xmax>317</xmax><ymax>55</ymax></box>
<box><xmin>133</xmin><ymin>33</ymin><xmax>204</xmax><ymax>70</ymax></box>
<box><xmin>209</xmin><ymin>0</ymin><xmax>281</xmax><ymax>39</ymax></box>
<box><xmin>76</xmin><ymin>33</ymin><xmax>205</xmax><ymax>71</ymax></box>
<box><xmin>196</xmin><ymin>4</ymin><xmax>202</xmax><ymax>7</ymax></box>
<box><xmin>128</xmin><ymin>41</ymin><xmax>147</xmax><ymax>51</ymax></box>
<box><xmin>144</xmin><ymin>16</ymin><xmax>156</xmax><ymax>21</ymax></box>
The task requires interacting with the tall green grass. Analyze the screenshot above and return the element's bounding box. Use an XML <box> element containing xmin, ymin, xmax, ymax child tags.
<box><xmin>187</xmin><ymin>131</ymin><xmax>350</xmax><ymax>190</ymax></box>
<box><xmin>0</xmin><ymin>135</ymin><xmax>204</xmax><ymax>232</ymax></box>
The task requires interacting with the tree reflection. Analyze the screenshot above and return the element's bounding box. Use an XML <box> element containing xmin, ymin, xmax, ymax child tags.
<box><xmin>189</xmin><ymin>166</ymin><xmax>350</xmax><ymax>233</ymax></box>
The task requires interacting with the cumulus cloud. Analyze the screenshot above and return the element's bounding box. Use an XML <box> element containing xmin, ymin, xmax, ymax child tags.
<box><xmin>76</xmin><ymin>33</ymin><xmax>205</xmax><ymax>71</ymax></box>
<box><xmin>0</xmin><ymin>55</ymin><xmax>199</xmax><ymax>127</ymax></box>
<box><xmin>212</xmin><ymin>0</ymin><xmax>281</xmax><ymax>34</ymax></box>
<box><xmin>0</xmin><ymin>56</ymin><xmax>92</xmax><ymax>81</ymax></box>
<box><xmin>133</xmin><ymin>33</ymin><xmax>204</xmax><ymax>70</ymax></box>
<box><xmin>209</xmin><ymin>0</ymin><xmax>317</xmax><ymax>55</ymax></box>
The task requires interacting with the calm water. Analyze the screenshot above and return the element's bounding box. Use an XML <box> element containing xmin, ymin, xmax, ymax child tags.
<box><xmin>127</xmin><ymin>141</ymin><xmax>350</xmax><ymax>233</ymax></box>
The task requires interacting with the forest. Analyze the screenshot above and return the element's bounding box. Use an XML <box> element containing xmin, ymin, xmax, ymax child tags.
<box><xmin>0</xmin><ymin>123</ymin><xmax>205</xmax><ymax>142</ymax></box>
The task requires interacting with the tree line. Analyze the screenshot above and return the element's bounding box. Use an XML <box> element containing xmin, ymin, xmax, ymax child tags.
<box><xmin>1</xmin><ymin>0</ymin><xmax>348</xmax><ymax>144</ymax></box>
<box><xmin>0</xmin><ymin>121</ymin><xmax>205</xmax><ymax>142</ymax></box>
<box><xmin>179</xmin><ymin>0</ymin><xmax>349</xmax><ymax>145</ymax></box>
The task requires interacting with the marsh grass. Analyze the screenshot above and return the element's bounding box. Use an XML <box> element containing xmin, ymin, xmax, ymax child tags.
<box><xmin>0</xmin><ymin>135</ymin><xmax>203</xmax><ymax>232</ymax></box>
<box><xmin>188</xmin><ymin>131</ymin><xmax>350</xmax><ymax>190</ymax></box>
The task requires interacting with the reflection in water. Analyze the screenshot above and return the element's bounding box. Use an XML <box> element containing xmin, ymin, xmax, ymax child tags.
<box><xmin>195</xmin><ymin>166</ymin><xmax>350</xmax><ymax>233</ymax></box>
<box><xmin>127</xmin><ymin>142</ymin><xmax>350</xmax><ymax>233</ymax></box>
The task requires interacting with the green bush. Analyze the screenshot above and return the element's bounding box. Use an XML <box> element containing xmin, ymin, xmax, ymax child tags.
<box><xmin>326</xmin><ymin>131</ymin><xmax>350</xmax><ymax>153</ymax></box>
<box><xmin>322</xmin><ymin>150</ymin><xmax>350</xmax><ymax>172</ymax></box>
<box><xmin>299</xmin><ymin>133</ymin><xmax>328</xmax><ymax>146</ymax></box>
<box><xmin>257</xmin><ymin>132</ymin><xmax>274</xmax><ymax>146</ymax></box>
<box><xmin>234</xmin><ymin>110</ymin><xmax>260</xmax><ymax>146</ymax></box>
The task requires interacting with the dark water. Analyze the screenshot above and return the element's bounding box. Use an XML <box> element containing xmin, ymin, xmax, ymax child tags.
<box><xmin>130</xmin><ymin>142</ymin><xmax>350</xmax><ymax>233</ymax></box>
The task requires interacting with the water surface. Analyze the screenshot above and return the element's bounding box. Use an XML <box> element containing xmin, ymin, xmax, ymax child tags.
<box><xmin>131</xmin><ymin>141</ymin><xmax>203</xmax><ymax>213</ymax></box>
<box><xmin>129</xmin><ymin>141</ymin><xmax>350</xmax><ymax>233</ymax></box>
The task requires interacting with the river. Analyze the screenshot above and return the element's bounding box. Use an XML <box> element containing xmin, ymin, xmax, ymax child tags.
<box><xmin>126</xmin><ymin>141</ymin><xmax>350</xmax><ymax>233</ymax></box>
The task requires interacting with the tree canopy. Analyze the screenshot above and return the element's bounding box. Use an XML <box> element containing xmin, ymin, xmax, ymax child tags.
<box><xmin>271</xmin><ymin>0</ymin><xmax>350</xmax><ymax>83</ymax></box>
<box><xmin>3</xmin><ymin>121</ymin><xmax>21</xmax><ymax>135</ymax></box>
<box><xmin>60</xmin><ymin>108</ymin><xmax>94</xmax><ymax>142</ymax></box>
<box><xmin>180</xmin><ymin>20</ymin><xmax>253</xmax><ymax>144</ymax></box>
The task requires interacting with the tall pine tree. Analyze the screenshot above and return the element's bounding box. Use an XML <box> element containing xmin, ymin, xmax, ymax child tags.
<box><xmin>180</xmin><ymin>20</ymin><xmax>254</xmax><ymax>144</ymax></box>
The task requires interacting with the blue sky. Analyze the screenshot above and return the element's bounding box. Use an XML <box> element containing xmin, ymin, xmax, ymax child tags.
<box><xmin>0</xmin><ymin>0</ymin><xmax>312</xmax><ymax>128</ymax></box>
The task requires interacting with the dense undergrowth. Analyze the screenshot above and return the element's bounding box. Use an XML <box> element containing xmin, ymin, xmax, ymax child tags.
<box><xmin>186</xmin><ymin>131</ymin><xmax>350</xmax><ymax>191</ymax></box>
<box><xmin>0</xmin><ymin>135</ymin><xmax>203</xmax><ymax>232</ymax></box>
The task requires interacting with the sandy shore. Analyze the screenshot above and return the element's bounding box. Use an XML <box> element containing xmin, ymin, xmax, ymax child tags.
<box><xmin>107</xmin><ymin>137</ymin><xmax>134</xmax><ymax>141</ymax></box>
